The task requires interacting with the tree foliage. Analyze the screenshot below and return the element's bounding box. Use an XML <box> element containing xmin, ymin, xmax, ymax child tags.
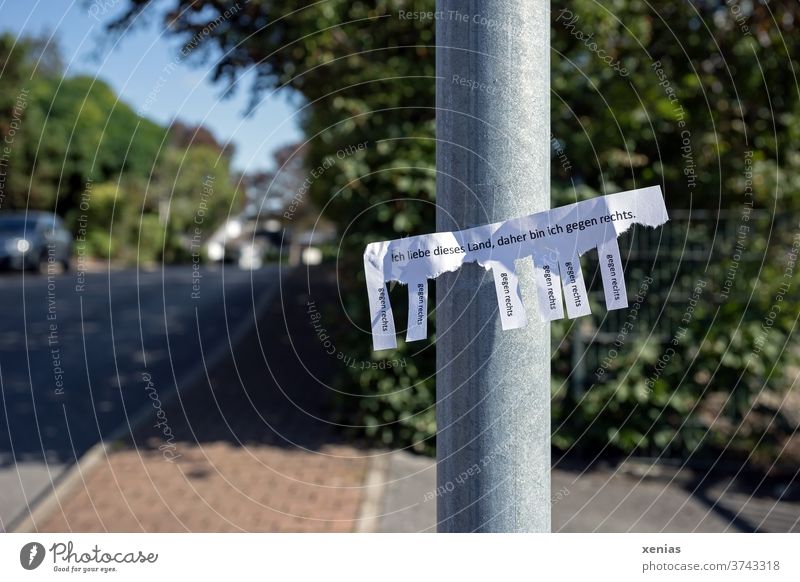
<box><xmin>0</xmin><ymin>32</ymin><xmax>240</xmax><ymax>264</ymax></box>
<box><xmin>105</xmin><ymin>1</ymin><xmax>800</xmax><ymax>463</ymax></box>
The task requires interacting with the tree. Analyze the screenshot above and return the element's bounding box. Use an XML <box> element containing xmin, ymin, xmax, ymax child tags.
<box><xmin>0</xmin><ymin>34</ymin><xmax>167</xmax><ymax>212</ymax></box>
<box><xmin>105</xmin><ymin>1</ymin><xmax>800</xmax><ymax>463</ymax></box>
<box><xmin>0</xmin><ymin>32</ymin><xmax>242</xmax><ymax>267</ymax></box>
<box><xmin>153</xmin><ymin>125</ymin><xmax>240</xmax><ymax>262</ymax></box>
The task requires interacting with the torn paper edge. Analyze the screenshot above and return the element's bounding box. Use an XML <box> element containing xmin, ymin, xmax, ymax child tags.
<box><xmin>364</xmin><ymin>185</ymin><xmax>668</xmax><ymax>351</ymax></box>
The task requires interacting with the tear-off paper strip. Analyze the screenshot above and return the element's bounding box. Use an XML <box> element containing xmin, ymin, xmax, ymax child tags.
<box><xmin>406</xmin><ymin>279</ymin><xmax>428</xmax><ymax>341</ymax></box>
<box><xmin>488</xmin><ymin>261</ymin><xmax>528</xmax><ymax>330</ymax></box>
<box><xmin>363</xmin><ymin>185</ymin><xmax>669</xmax><ymax>351</ymax></box>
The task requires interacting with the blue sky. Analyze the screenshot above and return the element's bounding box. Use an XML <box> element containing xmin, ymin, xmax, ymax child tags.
<box><xmin>0</xmin><ymin>0</ymin><xmax>303</xmax><ymax>173</ymax></box>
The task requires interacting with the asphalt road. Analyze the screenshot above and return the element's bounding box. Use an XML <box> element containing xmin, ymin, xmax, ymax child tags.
<box><xmin>0</xmin><ymin>264</ymin><xmax>279</xmax><ymax>530</ymax></box>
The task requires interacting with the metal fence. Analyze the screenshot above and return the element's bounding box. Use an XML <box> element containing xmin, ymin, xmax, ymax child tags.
<box><xmin>562</xmin><ymin>208</ymin><xmax>772</xmax><ymax>397</ymax></box>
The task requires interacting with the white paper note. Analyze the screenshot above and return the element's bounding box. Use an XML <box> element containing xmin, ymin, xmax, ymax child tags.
<box><xmin>363</xmin><ymin>185</ymin><xmax>668</xmax><ymax>350</ymax></box>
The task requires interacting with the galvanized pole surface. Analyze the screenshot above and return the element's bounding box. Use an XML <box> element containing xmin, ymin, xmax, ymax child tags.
<box><xmin>435</xmin><ymin>0</ymin><xmax>550</xmax><ymax>532</ymax></box>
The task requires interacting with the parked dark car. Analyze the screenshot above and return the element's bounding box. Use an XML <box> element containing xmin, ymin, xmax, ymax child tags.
<box><xmin>0</xmin><ymin>212</ymin><xmax>72</xmax><ymax>272</ymax></box>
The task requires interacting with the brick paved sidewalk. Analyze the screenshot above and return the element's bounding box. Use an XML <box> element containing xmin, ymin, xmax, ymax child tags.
<box><xmin>36</xmin><ymin>266</ymin><xmax>372</xmax><ymax>532</ymax></box>
<box><xmin>39</xmin><ymin>443</ymin><xmax>367</xmax><ymax>532</ymax></box>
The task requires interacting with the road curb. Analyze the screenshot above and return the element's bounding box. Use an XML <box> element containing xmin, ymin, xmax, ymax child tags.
<box><xmin>354</xmin><ymin>450</ymin><xmax>390</xmax><ymax>533</ymax></box>
<box><xmin>11</xmin><ymin>267</ymin><xmax>286</xmax><ymax>533</ymax></box>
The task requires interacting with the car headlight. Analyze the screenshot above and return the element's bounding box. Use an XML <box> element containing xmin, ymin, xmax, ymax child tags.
<box><xmin>5</xmin><ymin>238</ymin><xmax>30</xmax><ymax>253</ymax></box>
<box><xmin>207</xmin><ymin>242</ymin><xmax>224</xmax><ymax>261</ymax></box>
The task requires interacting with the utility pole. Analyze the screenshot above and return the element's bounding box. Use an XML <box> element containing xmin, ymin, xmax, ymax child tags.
<box><xmin>435</xmin><ymin>0</ymin><xmax>551</xmax><ymax>532</ymax></box>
